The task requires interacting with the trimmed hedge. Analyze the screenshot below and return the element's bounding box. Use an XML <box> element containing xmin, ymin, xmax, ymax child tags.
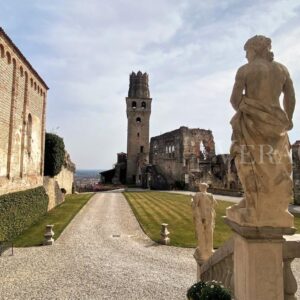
<box><xmin>44</xmin><ymin>133</ymin><xmax>65</xmax><ymax>177</ymax></box>
<box><xmin>0</xmin><ymin>186</ymin><xmax>49</xmax><ymax>241</ymax></box>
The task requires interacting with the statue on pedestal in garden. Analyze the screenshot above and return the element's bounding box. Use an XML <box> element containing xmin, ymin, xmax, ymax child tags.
<box><xmin>191</xmin><ymin>183</ymin><xmax>217</xmax><ymax>261</ymax></box>
<box><xmin>226</xmin><ymin>35</ymin><xmax>296</xmax><ymax>228</ymax></box>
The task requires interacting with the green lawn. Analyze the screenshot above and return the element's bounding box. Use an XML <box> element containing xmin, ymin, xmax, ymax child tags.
<box><xmin>124</xmin><ymin>191</ymin><xmax>300</xmax><ymax>248</ymax></box>
<box><xmin>13</xmin><ymin>193</ymin><xmax>94</xmax><ymax>247</ymax></box>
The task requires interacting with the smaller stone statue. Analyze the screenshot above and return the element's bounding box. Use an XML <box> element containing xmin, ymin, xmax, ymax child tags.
<box><xmin>191</xmin><ymin>183</ymin><xmax>217</xmax><ymax>261</ymax></box>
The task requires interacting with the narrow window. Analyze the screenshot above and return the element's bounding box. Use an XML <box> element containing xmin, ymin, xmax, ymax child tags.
<box><xmin>6</xmin><ymin>52</ymin><xmax>11</xmax><ymax>64</ymax></box>
<box><xmin>140</xmin><ymin>146</ymin><xmax>144</xmax><ymax>153</ymax></box>
<box><xmin>132</xmin><ymin>101</ymin><xmax>137</xmax><ymax>108</ymax></box>
<box><xmin>0</xmin><ymin>44</ymin><xmax>4</xmax><ymax>58</ymax></box>
<box><xmin>27</xmin><ymin>114</ymin><xmax>32</xmax><ymax>156</ymax></box>
<box><xmin>137</xmin><ymin>132</ymin><xmax>140</xmax><ymax>137</ymax></box>
<box><xmin>136</xmin><ymin>117</ymin><xmax>141</xmax><ymax>123</ymax></box>
<box><xmin>141</xmin><ymin>101</ymin><xmax>146</xmax><ymax>109</ymax></box>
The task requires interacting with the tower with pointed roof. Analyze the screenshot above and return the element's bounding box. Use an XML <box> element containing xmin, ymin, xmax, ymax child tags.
<box><xmin>126</xmin><ymin>71</ymin><xmax>152</xmax><ymax>185</ymax></box>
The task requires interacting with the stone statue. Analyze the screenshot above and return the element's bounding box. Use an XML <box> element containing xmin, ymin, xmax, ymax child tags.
<box><xmin>226</xmin><ymin>35</ymin><xmax>296</xmax><ymax>228</ymax></box>
<box><xmin>191</xmin><ymin>183</ymin><xmax>217</xmax><ymax>261</ymax></box>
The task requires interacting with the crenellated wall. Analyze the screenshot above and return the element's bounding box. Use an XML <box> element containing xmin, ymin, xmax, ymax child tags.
<box><xmin>0</xmin><ymin>27</ymin><xmax>48</xmax><ymax>195</ymax></box>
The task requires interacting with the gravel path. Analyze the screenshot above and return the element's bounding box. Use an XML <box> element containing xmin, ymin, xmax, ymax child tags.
<box><xmin>0</xmin><ymin>192</ymin><xmax>196</xmax><ymax>300</ymax></box>
<box><xmin>0</xmin><ymin>191</ymin><xmax>299</xmax><ymax>299</ymax></box>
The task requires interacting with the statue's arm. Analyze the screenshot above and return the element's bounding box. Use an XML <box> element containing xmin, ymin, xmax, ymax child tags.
<box><xmin>283</xmin><ymin>71</ymin><xmax>296</xmax><ymax>128</ymax></box>
<box><xmin>230</xmin><ymin>67</ymin><xmax>246</xmax><ymax>111</ymax></box>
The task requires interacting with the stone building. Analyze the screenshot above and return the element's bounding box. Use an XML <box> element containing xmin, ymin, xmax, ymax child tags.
<box><xmin>149</xmin><ymin>126</ymin><xmax>241</xmax><ymax>193</ymax></box>
<box><xmin>292</xmin><ymin>140</ymin><xmax>300</xmax><ymax>205</ymax></box>
<box><xmin>126</xmin><ymin>71</ymin><xmax>152</xmax><ymax>185</ymax></box>
<box><xmin>100</xmin><ymin>152</ymin><xmax>127</xmax><ymax>184</ymax></box>
<box><xmin>0</xmin><ymin>27</ymin><xmax>48</xmax><ymax>195</ymax></box>
<box><xmin>149</xmin><ymin>126</ymin><xmax>215</xmax><ymax>190</ymax></box>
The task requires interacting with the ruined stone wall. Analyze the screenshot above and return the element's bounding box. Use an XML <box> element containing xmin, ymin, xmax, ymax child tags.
<box><xmin>292</xmin><ymin>141</ymin><xmax>300</xmax><ymax>205</ymax></box>
<box><xmin>149</xmin><ymin>126</ymin><xmax>215</xmax><ymax>187</ymax></box>
<box><xmin>0</xmin><ymin>28</ymin><xmax>48</xmax><ymax>195</ymax></box>
<box><xmin>55</xmin><ymin>167</ymin><xmax>74</xmax><ymax>194</ymax></box>
<box><xmin>43</xmin><ymin>176</ymin><xmax>64</xmax><ymax>211</ymax></box>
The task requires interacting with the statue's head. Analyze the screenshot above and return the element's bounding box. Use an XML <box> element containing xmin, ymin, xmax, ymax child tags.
<box><xmin>199</xmin><ymin>182</ymin><xmax>208</xmax><ymax>192</ymax></box>
<box><xmin>244</xmin><ymin>35</ymin><xmax>274</xmax><ymax>62</ymax></box>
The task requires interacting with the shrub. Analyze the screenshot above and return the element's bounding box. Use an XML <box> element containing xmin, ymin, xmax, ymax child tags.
<box><xmin>187</xmin><ymin>280</ymin><xmax>231</xmax><ymax>300</ymax></box>
<box><xmin>0</xmin><ymin>187</ymin><xmax>49</xmax><ymax>241</ymax></box>
<box><xmin>44</xmin><ymin>133</ymin><xmax>65</xmax><ymax>177</ymax></box>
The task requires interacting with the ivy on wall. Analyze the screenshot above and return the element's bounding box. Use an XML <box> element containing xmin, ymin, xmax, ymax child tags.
<box><xmin>44</xmin><ymin>133</ymin><xmax>65</xmax><ymax>177</ymax></box>
<box><xmin>0</xmin><ymin>186</ymin><xmax>49</xmax><ymax>241</ymax></box>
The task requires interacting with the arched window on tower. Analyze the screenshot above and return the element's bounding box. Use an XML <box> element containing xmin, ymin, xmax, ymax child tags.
<box><xmin>132</xmin><ymin>101</ymin><xmax>137</xmax><ymax>109</ymax></box>
<box><xmin>136</xmin><ymin>117</ymin><xmax>141</xmax><ymax>123</ymax></box>
<box><xmin>27</xmin><ymin>114</ymin><xmax>32</xmax><ymax>156</ymax></box>
<box><xmin>141</xmin><ymin>101</ymin><xmax>146</xmax><ymax>109</ymax></box>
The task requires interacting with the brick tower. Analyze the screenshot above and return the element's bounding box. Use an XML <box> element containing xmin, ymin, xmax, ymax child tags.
<box><xmin>126</xmin><ymin>71</ymin><xmax>152</xmax><ymax>185</ymax></box>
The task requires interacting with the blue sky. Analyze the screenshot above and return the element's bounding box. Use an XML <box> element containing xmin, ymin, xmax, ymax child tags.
<box><xmin>1</xmin><ymin>0</ymin><xmax>300</xmax><ymax>169</ymax></box>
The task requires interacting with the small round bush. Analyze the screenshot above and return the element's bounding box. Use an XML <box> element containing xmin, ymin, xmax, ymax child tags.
<box><xmin>187</xmin><ymin>281</ymin><xmax>231</xmax><ymax>300</ymax></box>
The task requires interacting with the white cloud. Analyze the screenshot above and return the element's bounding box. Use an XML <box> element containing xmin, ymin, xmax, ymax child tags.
<box><xmin>1</xmin><ymin>0</ymin><xmax>299</xmax><ymax>168</ymax></box>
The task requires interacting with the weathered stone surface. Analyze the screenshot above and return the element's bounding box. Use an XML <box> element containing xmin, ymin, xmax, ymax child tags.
<box><xmin>227</xmin><ymin>35</ymin><xmax>296</xmax><ymax>228</ymax></box>
<box><xmin>0</xmin><ymin>27</ymin><xmax>48</xmax><ymax>195</ymax></box>
<box><xmin>149</xmin><ymin>126</ymin><xmax>215</xmax><ymax>189</ymax></box>
<box><xmin>234</xmin><ymin>233</ymin><xmax>284</xmax><ymax>300</ymax></box>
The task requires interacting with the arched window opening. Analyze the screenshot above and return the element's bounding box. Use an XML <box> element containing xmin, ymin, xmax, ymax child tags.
<box><xmin>27</xmin><ymin>114</ymin><xmax>32</xmax><ymax>156</ymax></box>
<box><xmin>141</xmin><ymin>101</ymin><xmax>146</xmax><ymax>109</ymax></box>
<box><xmin>137</xmin><ymin>132</ymin><xmax>140</xmax><ymax>137</ymax></box>
<box><xmin>0</xmin><ymin>45</ymin><xmax>4</xmax><ymax>58</ymax></box>
<box><xmin>20</xmin><ymin>66</ymin><xmax>24</xmax><ymax>77</ymax></box>
<box><xmin>6</xmin><ymin>51</ymin><xmax>11</xmax><ymax>64</ymax></box>
<box><xmin>34</xmin><ymin>82</ymin><xmax>37</xmax><ymax>90</ymax></box>
<box><xmin>199</xmin><ymin>141</ymin><xmax>207</xmax><ymax>160</ymax></box>
<box><xmin>136</xmin><ymin>117</ymin><xmax>141</xmax><ymax>123</ymax></box>
<box><xmin>132</xmin><ymin>101</ymin><xmax>137</xmax><ymax>108</ymax></box>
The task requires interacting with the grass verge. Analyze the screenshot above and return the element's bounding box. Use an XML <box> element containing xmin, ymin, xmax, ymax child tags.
<box><xmin>124</xmin><ymin>191</ymin><xmax>300</xmax><ymax>248</ymax></box>
<box><xmin>13</xmin><ymin>193</ymin><xmax>94</xmax><ymax>247</ymax></box>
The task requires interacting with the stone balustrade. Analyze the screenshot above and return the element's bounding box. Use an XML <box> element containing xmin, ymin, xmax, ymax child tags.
<box><xmin>196</xmin><ymin>238</ymin><xmax>234</xmax><ymax>291</ymax></box>
<box><xmin>195</xmin><ymin>235</ymin><xmax>300</xmax><ymax>299</ymax></box>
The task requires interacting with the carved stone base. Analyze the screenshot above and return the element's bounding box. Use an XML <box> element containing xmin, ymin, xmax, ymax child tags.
<box><xmin>224</xmin><ymin>217</ymin><xmax>296</xmax><ymax>239</ymax></box>
<box><xmin>225</xmin><ymin>218</ymin><xmax>295</xmax><ymax>300</ymax></box>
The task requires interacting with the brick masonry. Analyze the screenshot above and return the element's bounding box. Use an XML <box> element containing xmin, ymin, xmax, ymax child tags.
<box><xmin>0</xmin><ymin>28</ymin><xmax>48</xmax><ymax>195</ymax></box>
<box><xmin>126</xmin><ymin>71</ymin><xmax>151</xmax><ymax>185</ymax></box>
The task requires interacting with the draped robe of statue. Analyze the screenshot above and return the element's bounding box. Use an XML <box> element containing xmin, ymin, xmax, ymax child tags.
<box><xmin>226</xmin><ymin>53</ymin><xmax>296</xmax><ymax>227</ymax></box>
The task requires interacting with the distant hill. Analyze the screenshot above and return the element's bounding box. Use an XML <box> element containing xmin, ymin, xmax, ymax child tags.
<box><xmin>75</xmin><ymin>169</ymin><xmax>104</xmax><ymax>178</ymax></box>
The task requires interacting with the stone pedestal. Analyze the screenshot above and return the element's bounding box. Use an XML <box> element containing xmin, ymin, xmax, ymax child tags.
<box><xmin>225</xmin><ymin>218</ymin><xmax>296</xmax><ymax>300</ymax></box>
<box><xmin>44</xmin><ymin>225</ymin><xmax>55</xmax><ymax>245</ymax></box>
<box><xmin>160</xmin><ymin>223</ymin><xmax>170</xmax><ymax>245</ymax></box>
